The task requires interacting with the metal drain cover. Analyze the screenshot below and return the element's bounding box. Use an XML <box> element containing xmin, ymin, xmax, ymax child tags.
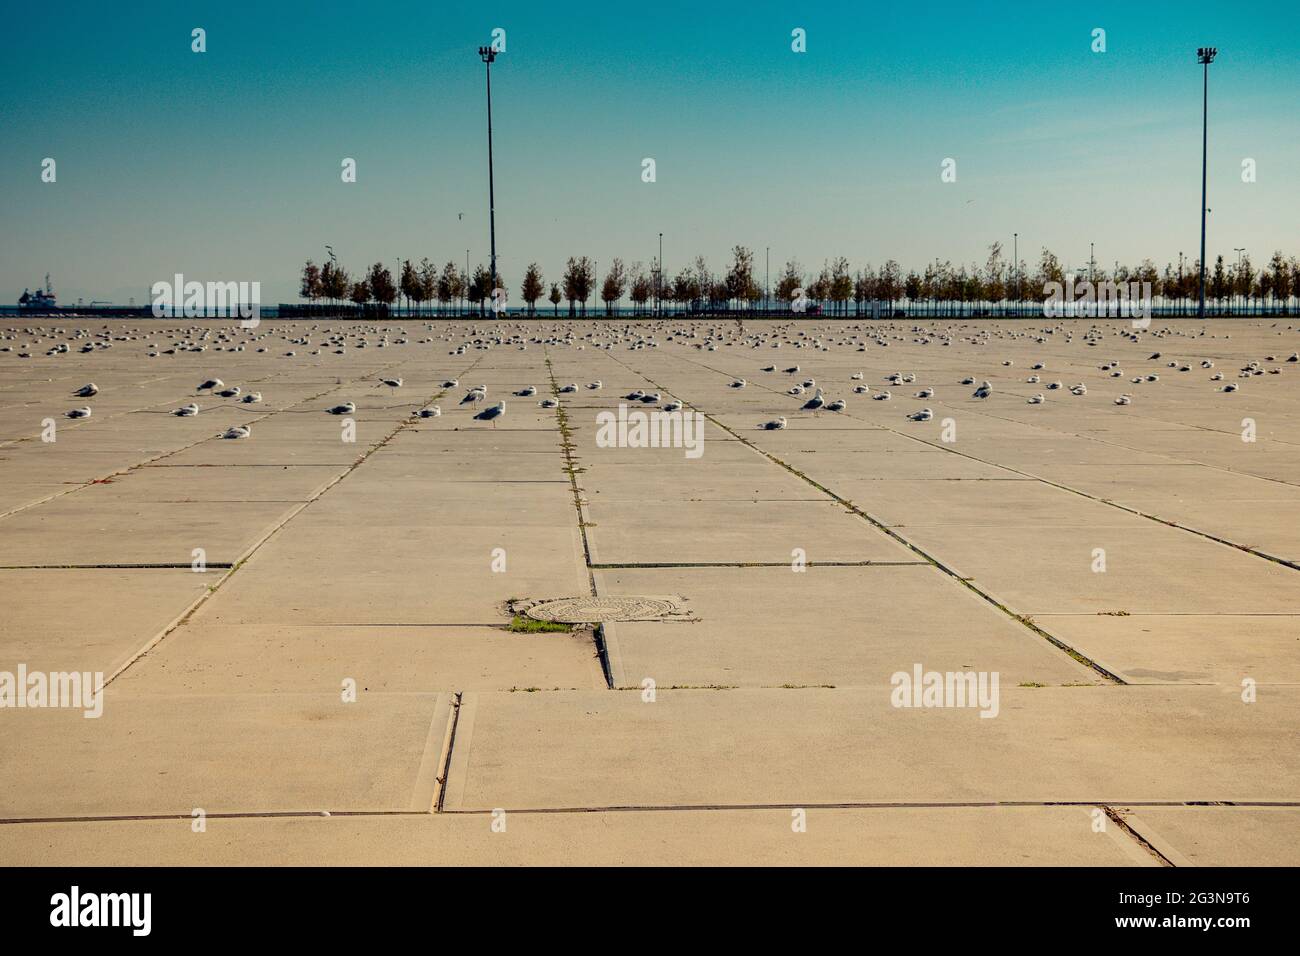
<box><xmin>517</xmin><ymin>595</ymin><xmax>686</xmax><ymax>624</ymax></box>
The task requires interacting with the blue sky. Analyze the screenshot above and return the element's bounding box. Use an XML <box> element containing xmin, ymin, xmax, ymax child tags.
<box><xmin>3</xmin><ymin>0</ymin><xmax>1298</xmax><ymax>303</ymax></box>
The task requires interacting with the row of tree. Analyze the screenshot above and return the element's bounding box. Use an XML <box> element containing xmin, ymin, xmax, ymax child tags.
<box><xmin>301</xmin><ymin>245</ymin><xmax>1300</xmax><ymax>316</ymax></box>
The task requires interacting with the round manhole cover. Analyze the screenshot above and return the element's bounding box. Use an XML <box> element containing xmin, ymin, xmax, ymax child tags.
<box><xmin>521</xmin><ymin>595</ymin><xmax>685</xmax><ymax>624</ymax></box>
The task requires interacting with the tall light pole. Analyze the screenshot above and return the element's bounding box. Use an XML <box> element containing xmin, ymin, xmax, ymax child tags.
<box><xmin>1197</xmin><ymin>46</ymin><xmax>1217</xmax><ymax>319</ymax></box>
<box><xmin>1234</xmin><ymin>247</ymin><xmax>1246</xmax><ymax>313</ymax></box>
<box><xmin>1012</xmin><ymin>233</ymin><xmax>1018</xmax><ymax>312</ymax></box>
<box><xmin>658</xmin><ymin>232</ymin><xmax>664</xmax><ymax>317</ymax></box>
<box><xmin>478</xmin><ymin>46</ymin><xmax>500</xmax><ymax>296</ymax></box>
<box><xmin>1178</xmin><ymin>251</ymin><xmax>1185</xmax><ymax>317</ymax></box>
<box><xmin>1089</xmin><ymin>242</ymin><xmax>1095</xmax><ymax>283</ymax></box>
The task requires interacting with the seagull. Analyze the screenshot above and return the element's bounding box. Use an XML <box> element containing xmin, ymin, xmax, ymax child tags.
<box><xmin>441</xmin><ymin>380</ymin><xmax>459</xmax><ymax>388</ymax></box>
<box><xmin>559</xmin><ymin>383</ymin><xmax>578</xmax><ymax>393</ymax></box>
<box><xmin>222</xmin><ymin>425</ymin><xmax>251</xmax><ymax>439</ymax></box>
<box><xmin>916</xmin><ymin>387</ymin><xmax>934</xmax><ymax>398</ymax></box>
<box><xmin>825</xmin><ymin>398</ymin><xmax>846</xmax><ymax>412</ymax></box>
<box><xmin>474</xmin><ymin>400</ymin><xmax>506</xmax><ymax>426</ymax></box>
<box><xmin>1070</xmin><ymin>384</ymin><xmax>1088</xmax><ymax>396</ymax></box>
<box><xmin>973</xmin><ymin>381</ymin><xmax>992</xmax><ymax>399</ymax></box>
<box><xmin>959</xmin><ymin>376</ymin><xmax>975</xmax><ymax>385</ymax></box>
<box><xmin>625</xmin><ymin>390</ymin><xmax>645</xmax><ymax>400</ymax></box>
<box><xmin>241</xmin><ymin>392</ymin><xmax>263</xmax><ymax>403</ymax></box>
<box><xmin>789</xmin><ymin>385</ymin><xmax>805</xmax><ymax>395</ymax></box>
<box><xmin>65</xmin><ymin>407</ymin><xmax>92</xmax><ymax>419</ymax></box>
<box><xmin>587</xmin><ymin>381</ymin><xmax>603</xmax><ymax>389</ymax></box>
<box><xmin>379</xmin><ymin>377</ymin><xmax>403</xmax><ymax>392</ymax></box>
<box><xmin>418</xmin><ymin>406</ymin><xmax>441</xmax><ymax>418</ymax></box>
<box><xmin>216</xmin><ymin>385</ymin><xmax>242</xmax><ymax>398</ymax></box>
<box><xmin>1222</xmin><ymin>383</ymin><xmax>1239</xmax><ymax>392</ymax></box>
<box><xmin>1028</xmin><ymin>393</ymin><xmax>1045</xmax><ymax>404</ymax></box>
<box><xmin>460</xmin><ymin>387</ymin><xmax>486</xmax><ymax>405</ymax></box>
<box><xmin>730</xmin><ymin>378</ymin><xmax>746</xmax><ymax>388</ymax></box>
<box><xmin>850</xmin><ymin>372</ymin><xmax>864</xmax><ymax>380</ymax></box>
<box><xmin>538</xmin><ymin>398</ymin><xmax>558</xmax><ymax>408</ymax></box>
<box><xmin>662</xmin><ymin>400</ymin><xmax>683</xmax><ymax>412</ymax></box>
<box><xmin>907</xmin><ymin>407</ymin><xmax>934</xmax><ymax>421</ymax></box>
<box><xmin>174</xmin><ymin>403</ymin><xmax>200</xmax><ymax>416</ymax></box>
<box><xmin>852</xmin><ymin>385</ymin><xmax>869</xmax><ymax>394</ymax></box>
<box><xmin>802</xmin><ymin>388</ymin><xmax>826</xmax><ymax>413</ymax></box>
<box><xmin>758</xmin><ymin>417</ymin><xmax>787</xmax><ymax>430</ymax></box>
<box><xmin>74</xmin><ymin>383</ymin><xmax>98</xmax><ymax>397</ymax></box>
<box><xmin>873</xmin><ymin>390</ymin><xmax>892</xmax><ymax>401</ymax></box>
<box><xmin>640</xmin><ymin>392</ymin><xmax>660</xmax><ymax>404</ymax></box>
<box><xmin>1047</xmin><ymin>381</ymin><xmax>1063</xmax><ymax>390</ymax></box>
<box><xmin>197</xmin><ymin>378</ymin><xmax>223</xmax><ymax>391</ymax></box>
<box><xmin>760</xmin><ymin>365</ymin><xmax>776</xmax><ymax>372</ymax></box>
<box><xmin>515</xmin><ymin>386</ymin><xmax>537</xmax><ymax>397</ymax></box>
<box><xmin>326</xmin><ymin>401</ymin><xmax>355</xmax><ymax>415</ymax></box>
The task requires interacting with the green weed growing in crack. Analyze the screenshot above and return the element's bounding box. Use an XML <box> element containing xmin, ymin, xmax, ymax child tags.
<box><xmin>507</xmin><ymin>615</ymin><xmax>572</xmax><ymax>634</ymax></box>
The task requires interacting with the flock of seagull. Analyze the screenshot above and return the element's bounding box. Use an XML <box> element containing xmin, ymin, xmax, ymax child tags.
<box><xmin>7</xmin><ymin>317</ymin><xmax>1298</xmax><ymax>441</ymax></box>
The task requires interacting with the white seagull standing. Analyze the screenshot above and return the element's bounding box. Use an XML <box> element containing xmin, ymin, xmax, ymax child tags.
<box><xmin>474</xmin><ymin>401</ymin><xmax>506</xmax><ymax>426</ymax></box>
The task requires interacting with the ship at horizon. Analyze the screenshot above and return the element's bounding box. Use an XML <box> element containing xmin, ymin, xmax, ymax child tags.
<box><xmin>17</xmin><ymin>274</ymin><xmax>58</xmax><ymax>311</ymax></box>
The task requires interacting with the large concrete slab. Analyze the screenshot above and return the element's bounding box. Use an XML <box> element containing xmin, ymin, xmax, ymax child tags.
<box><xmin>596</xmin><ymin>565</ymin><xmax>1096</xmax><ymax>689</ymax></box>
<box><xmin>0</xmin><ymin>805</ymin><xmax>1152</xmax><ymax>866</ymax></box>
<box><xmin>585</xmin><ymin>499</ymin><xmax>916</xmax><ymax>564</ymax></box>
<box><xmin>1032</xmin><ymin>614</ymin><xmax>1300</xmax><ymax>684</ymax></box>
<box><xmin>0</xmin><ymin>568</ymin><xmax>212</xmax><ymax>674</ymax></box>
<box><xmin>116</xmin><ymin>622</ymin><xmax>605</xmax><ymax>694</ymax></box>
<box><xmin>0</xmin><ymin>693</ymin><xmax>451</xmax><ymax>818</ymax></box>
<box><xmin>1120</xmin><ymin>807</ymin><xmax>1300</xmax><ymax>867</ymax></box>
<box><xmin>443</xmin><ymin>686</ymin><xmax>1298</xmax><ymax>811</ymax></box>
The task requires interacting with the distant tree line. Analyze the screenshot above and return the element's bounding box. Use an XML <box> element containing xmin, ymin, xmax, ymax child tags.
<box><xmin>300</xmin><ymin>244</ymin><xmax>1300</xmax><ymax>317</ymax></box>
